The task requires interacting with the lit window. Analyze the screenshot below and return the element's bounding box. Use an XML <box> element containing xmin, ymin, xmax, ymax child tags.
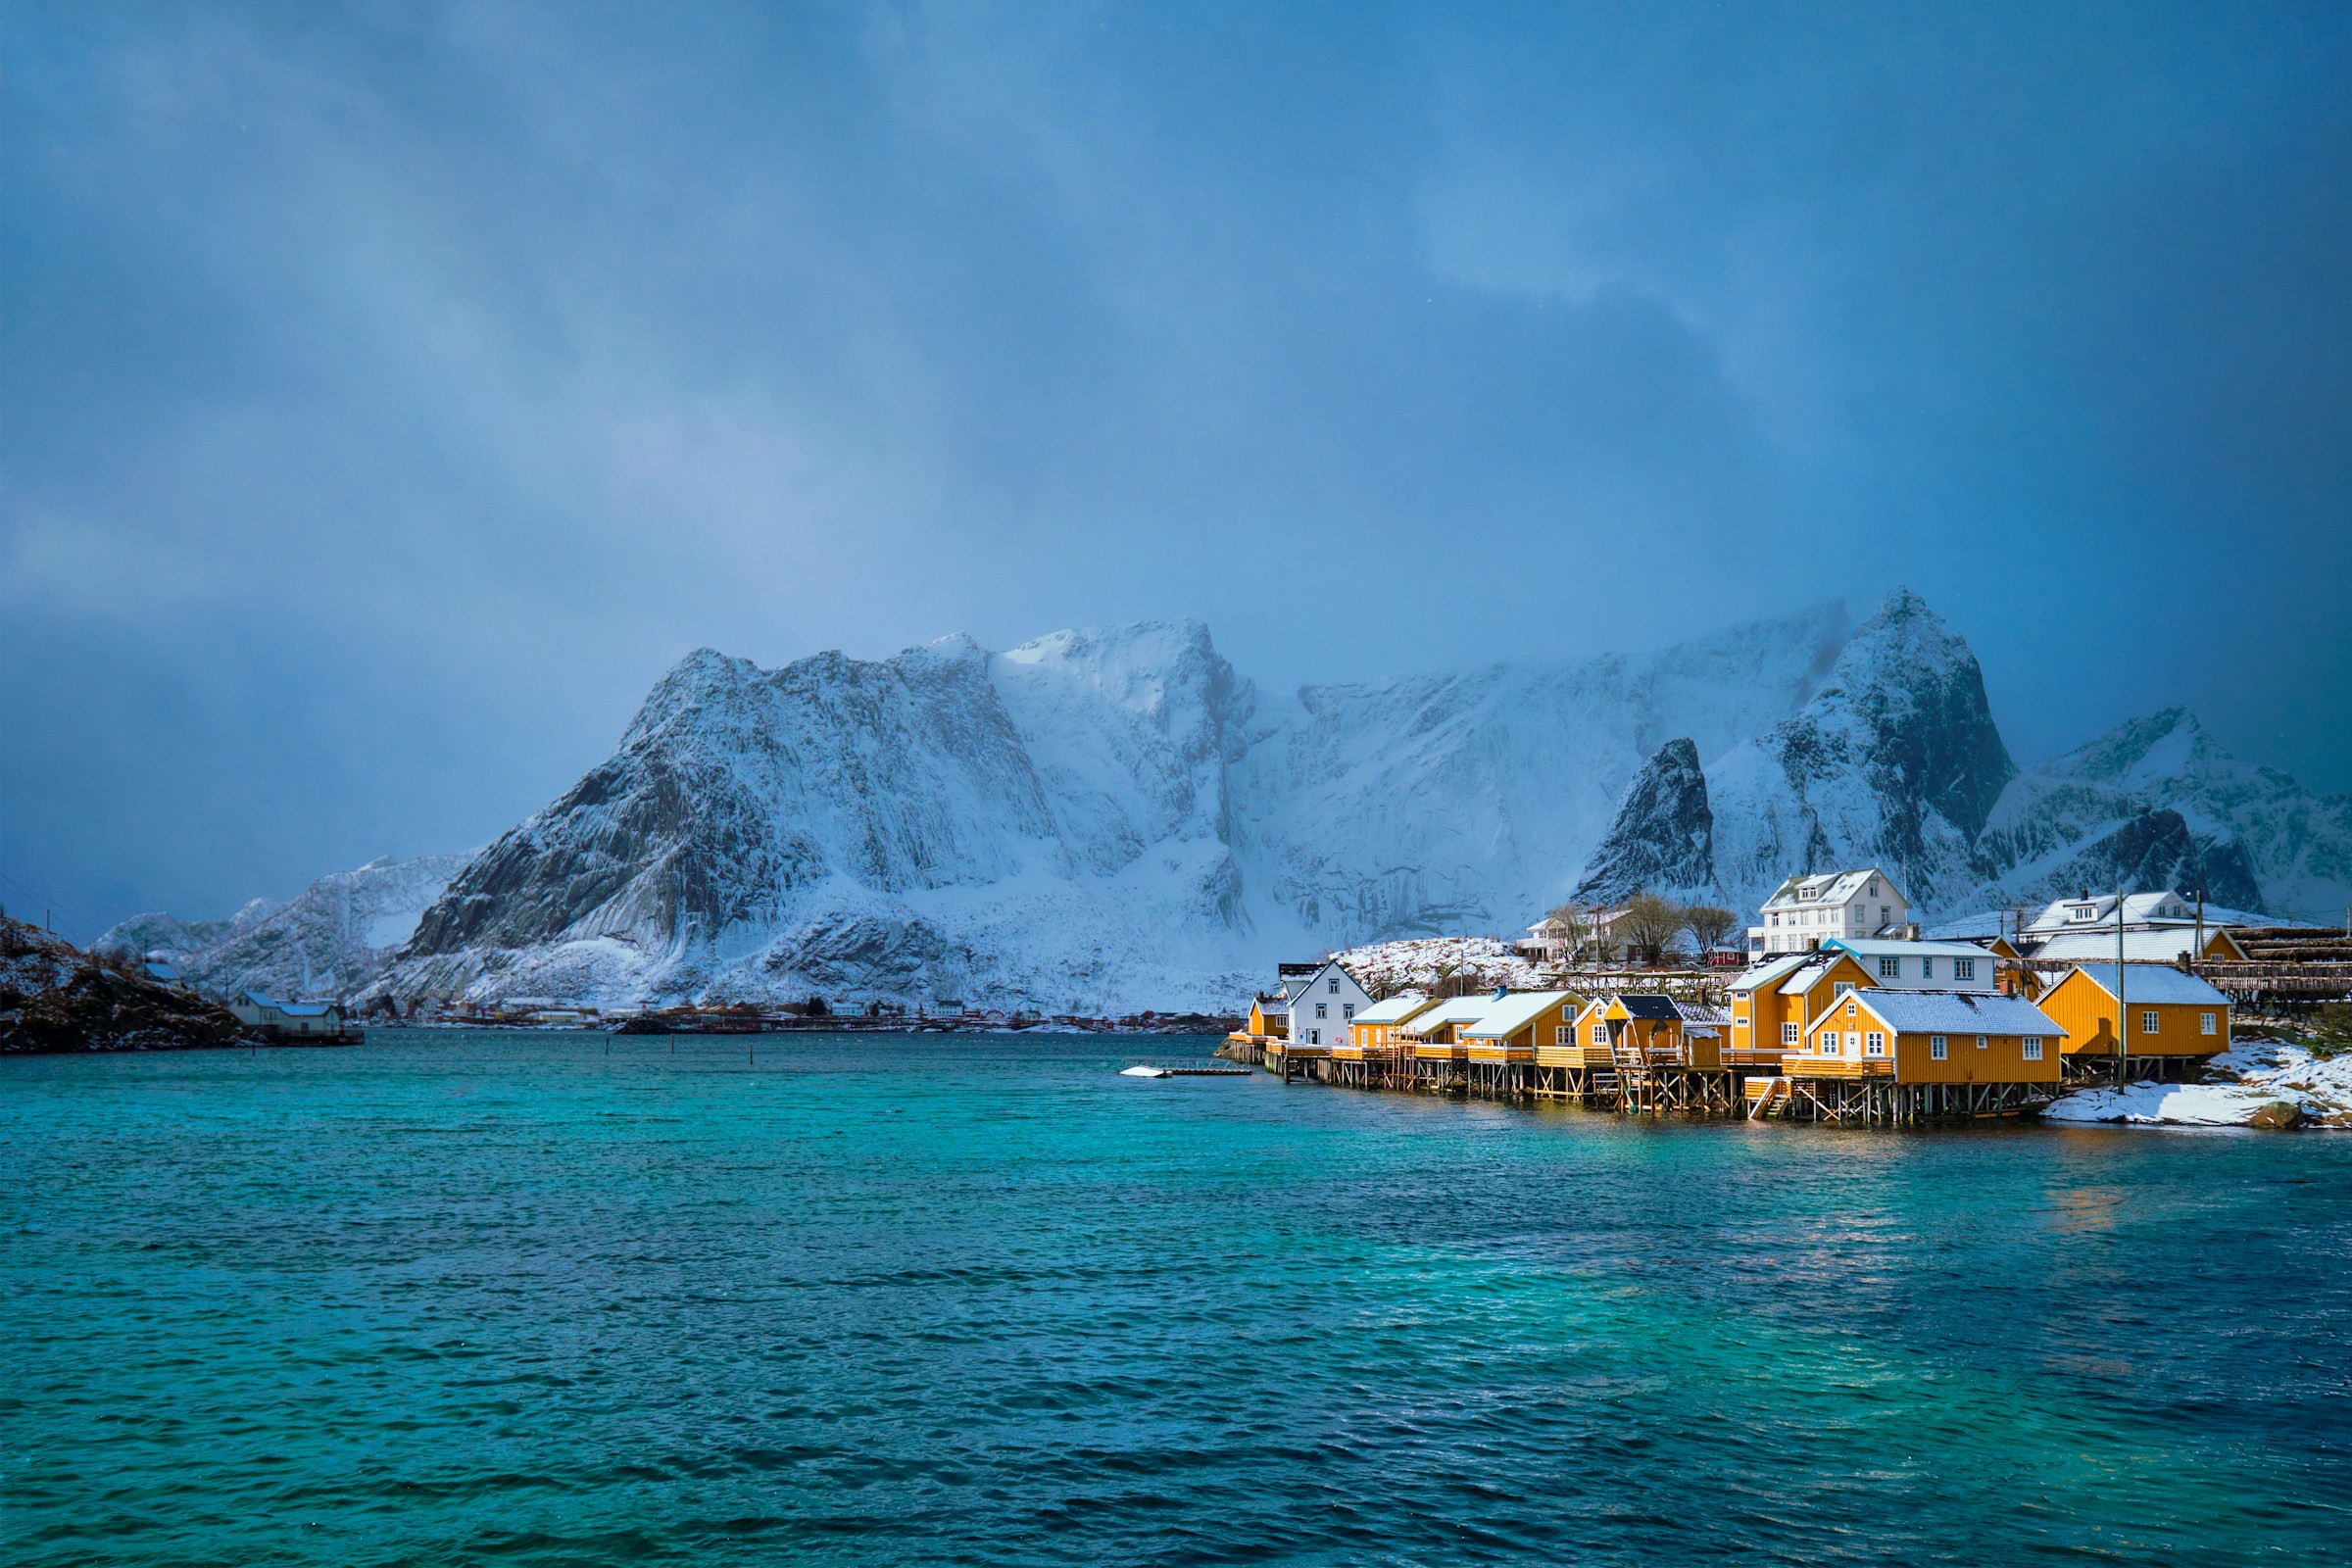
<box><xmin>2141</xmin><ymin>1009</ymin><xmax>2160</xmax><ymax>1036</ymax></box>
<box><xmin>2201</xmin><ymin>1011</ymin><xmax>2217</xmax><ymax>1036</ymax></box>
<box><xmin>2023</xmin><ymin>1036</ymin><xmax>2044</xmax><ymax>1060</ymax></box>
<box><xmin>1954</xmin><ymin>958</ymin><xmax>1976</xmax><ymax>981</ymax></box>
<box><xmin>1879</xmin><ymin>957</ymin><xmax>1899</xmax><ymax>979</ymax></box>
<box><xmin>1866</xmin><ymin>1032</ymin><xmax>1886</xmax><ymax>1056</ymax></box>
<box><xmin>1931</xmin><ymin>1035</ymin><xmax>1948</xmax><ymax>1059</ymax></box>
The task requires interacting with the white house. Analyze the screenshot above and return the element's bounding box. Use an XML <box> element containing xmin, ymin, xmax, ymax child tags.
<box><xmin>1821</xmin><ymin>938</ymin><xmax>1996</xmax><ymax>991</ymax></box>
<box><xmin>2022</xmin><ymin>891</ymin><xmax>2262</xmax><ymax>938</ymax></box>
<box><xmin>1523</xmin><ymin>905</ymin><xmax>1635</xmax><ymax>964</ymax></box>
<box><xmin>229</xmin><ymin>992</ymin><xmax>349</xmax><ymax>1036</ymax></box>
<box><xmin>1281</xmin><ymin>959</ymin><xmax>1374</xmax><ymax>1049</ymax></box>
<box><xmin>1748</xmin><ymin>869</ymin><xmax>1910</xmax><ymax>956</ymax></box>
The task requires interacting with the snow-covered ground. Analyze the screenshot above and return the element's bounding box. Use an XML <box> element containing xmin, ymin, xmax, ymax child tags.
<box><xmin>1328</xmin><ymin>936</ymin><xmax>1540</xmax><ymax>999</ymax></box>
<box><xmin>2042</xmin><ymin>1039</ymin><xmax>2352</xmax><ymax>1129</ymax></box>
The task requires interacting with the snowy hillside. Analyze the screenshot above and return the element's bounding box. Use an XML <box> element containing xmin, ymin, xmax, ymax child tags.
<box><xmin>95</xmin><ymin>855</ymin><xmax>469</xmax><ymax>1002</ymax></box>
<box><xmin>91</xmin><ymin>588</ymin><xmax>2325</xmax><ymax>1016</ymax></box>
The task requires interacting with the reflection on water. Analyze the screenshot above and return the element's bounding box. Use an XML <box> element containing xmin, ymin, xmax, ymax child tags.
<box><xmin>5</xmin><ymin>1030</ymin><xmax>2350</xmax><ymax>1566</ymax></box>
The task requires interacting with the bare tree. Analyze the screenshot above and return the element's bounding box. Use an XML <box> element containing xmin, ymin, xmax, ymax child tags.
<box><xmin>1623</xmin><ymin>892</ymin><xmax>1686</xmax><ymax>967</ymax></box>
<box><xmin>1544</xmin><ymin>902</ymin><xmax>1590</xmax><ymax>964</ymax></box>
<box><xmin>1684</xmin><ymin>905</ymin><xmax>1738</xmax><ymax>957</ymax></box>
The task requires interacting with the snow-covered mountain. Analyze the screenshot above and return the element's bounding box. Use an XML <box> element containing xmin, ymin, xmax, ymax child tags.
<box><xmin>95</xmin><ymin>855</ymin><xmax>468</xmax><ymax>1002</ymax></box>
<box><xmin>121</xmin><ymin>588</ymin><xmax>2336</xmax><ymax>1015</ymax></box>
<box><xmin>373</xmin><ymin>605</ymin><xmax>1852</xmax><ymax>1012</ymax></box>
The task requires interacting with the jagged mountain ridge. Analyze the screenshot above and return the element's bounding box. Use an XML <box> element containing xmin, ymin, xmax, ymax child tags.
<box><xmin>123</xmin><ymin>592</ymin><xmax>2351</xmax><ymax>1010</ymax></box>
<box><xmin>96</xmin><ymin>854</ymin><xmax>469</xmax><ymax>1002</ymax></box>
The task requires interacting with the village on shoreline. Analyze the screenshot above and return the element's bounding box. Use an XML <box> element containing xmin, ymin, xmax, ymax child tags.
<box><xmin>1222</xmin><ymin>870</ymin><xmax>2352</xmax><ymax>1129</ymax></box>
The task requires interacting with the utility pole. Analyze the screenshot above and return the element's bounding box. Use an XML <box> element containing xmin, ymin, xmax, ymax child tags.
<box><xmin>2116</xmin><ymin>887</ymin><xmax>2128</xmax><ymax>1086</ymax></box>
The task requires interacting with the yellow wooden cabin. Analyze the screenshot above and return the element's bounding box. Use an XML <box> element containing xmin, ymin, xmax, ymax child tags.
<box><xmin>1793</xmin><ymin>989</ymin><xmax>2062</xmax><ymax>1084</ymax></box>
<box><xmin>1459</xmin><ymin>990</ymin><xmax>1585</xmax><ymax>1065</ymax></box>
<box><xmin>1403</xmin><ymin>996</ymin><xmax>1500</xmax><ymax>1062</ymax></box>
<box><xmin>1555</xmin><ymin>994</ymin><xmax>1713</xmax><ymax>1069</ymax></box>
<box><xmin>2035</xmin><ymin>963</ymin><xmax>2231</xmax><ymax>1059</ymax></box>
<box><xmin>1245</xmin><ymin>996</ymin><xmax>1288</xmax><ymax>1040</ymax></box>
<box><xmin>1342</xmin><ymin>994</ymin><xmax>1436</xmax><ymax>1059</ymax></box>
<box><xmin>1725</xmin><ymin>952</ymin><xmax>1878</xmax><ymax>1070</ymax></box>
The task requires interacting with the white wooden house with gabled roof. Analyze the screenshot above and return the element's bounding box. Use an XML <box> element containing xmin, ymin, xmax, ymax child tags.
<box><xmin>1281</xmin><ymin>959</ymin><xmax>1373</xmax><ymax>1050</ymax></box>
<box><xmin>1749</xmin><ymin>868</ymin><xmax>1911</xmax><ymax>956</ymax></box>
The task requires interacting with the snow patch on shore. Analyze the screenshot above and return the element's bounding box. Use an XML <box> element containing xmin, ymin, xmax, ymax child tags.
<box><xmin>2043</xmin><ymin>1041</ymin><xmax>2352</xmax><ymax>1128</ymax></box>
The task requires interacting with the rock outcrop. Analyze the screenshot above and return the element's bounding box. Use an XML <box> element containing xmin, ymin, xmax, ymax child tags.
<box><xmin>1574</xmin><ymin>738</ymin><xmax>1718</xmax><ymax>903</ymax></box>
<box><xmin>1</xmin><ymin>916</ymin><xmax>253</xmax><ymax>1054</ymax></box>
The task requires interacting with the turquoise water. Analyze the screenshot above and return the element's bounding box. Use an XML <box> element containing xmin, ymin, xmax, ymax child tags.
<box><xmin>6</xmin><ymin>1032</ymin><xmax>2350</xmax><ymax>1566</ymax></box>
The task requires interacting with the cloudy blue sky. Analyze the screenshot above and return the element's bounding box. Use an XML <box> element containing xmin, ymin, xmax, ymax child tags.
<box><xmin>5</xmin><ymin>0</ymin><xmax>2349</xmax><ymax>938</ymax></box>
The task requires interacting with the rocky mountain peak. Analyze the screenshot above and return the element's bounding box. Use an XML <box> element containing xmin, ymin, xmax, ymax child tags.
<box><xmin>1573</xmin><ymin>737</ymin><xmax>1717</xmax><ymax>903</ymax></box>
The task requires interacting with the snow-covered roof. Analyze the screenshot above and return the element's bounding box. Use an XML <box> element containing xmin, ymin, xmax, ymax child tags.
<box><xmin>1727</xmin><ymin>955</ymin><xmax>1814</xmax><ymax>993</ymax></box>
<box><xmin>1779</xmin><ymin>958</ymin><xmax>1863</xmax><ymax>995</ymax></box>
<box><xmin>1829</xmin><ymin>991</ymin><xmax>2059</xmax><ymax>1036</ymax></box>
<box><xmin>1402</xmin><ymin>997</ymin><xmax>1498</xmax><ymax>1036</ymax></box>
<box><xmin>1921</xmin><ymin>911</ymin><xmax>2007</xmax><ymax>942</ymax></box>
<box><xmin>2061</xmin><ymin>963</ymin><xmax>2230</xmax><ymax>1006</ymax></box>
<box><xmin>1826</xmin><ymin>938</ymin><xmax>1996</xmax><ymax>960</ymax></box>
<box><xmin>1763</xmin><ymin>868</ymin><xmax>1899</xmax><ymax>909</ymax></box>
<box><xmin>1462</xmin><ymin>990</ymin><xmax>1579</xmax><ymax>1039</ymax></box>
<box><xmin>2031</xmin><ymin>930</ymin><xmax>2241</xmax><ymax>965</ymax></box>
<box><xmin>1351</xmin><ymin>994</ymin><xmax>1433</xmax><ymax>1025</ymax></box>
<box><xmin>2025</xmin><ymin>892</ymin><xmax>2264</xmax><ymax>934</ymax></box>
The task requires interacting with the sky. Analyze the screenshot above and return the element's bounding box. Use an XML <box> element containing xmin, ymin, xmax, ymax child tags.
<box><xmin>5</xmin><ymin>0</ymin><xmax>2350</xmax><ymax>941</ymax></box>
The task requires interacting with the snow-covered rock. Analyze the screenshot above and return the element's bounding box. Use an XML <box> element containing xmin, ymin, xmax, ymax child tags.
<box><xmin>96</xmin><ymin>855</ymin><xmax>468</xmax><ymax>1002</ymax></box>
<box><xmin>2042</xmin><ymin>1041</ymin><xmax>2352</xmax><ymax>1128</ymax></box>
<box><xmin>1325</xmin><ymin>936</ymin><xmax>1539</xmax><ymax>999</ymax></box>
<box><xmin>1574</xmin><ymin>737</ymin><xmax>1720</xmax><ymax>904</ymax></box>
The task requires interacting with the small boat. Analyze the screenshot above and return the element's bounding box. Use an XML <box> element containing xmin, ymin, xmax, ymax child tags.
<box><xmin>1119</xmin><ymin>1064</ymin><xmax>1172</xmax><ymax>1078</ymax></box>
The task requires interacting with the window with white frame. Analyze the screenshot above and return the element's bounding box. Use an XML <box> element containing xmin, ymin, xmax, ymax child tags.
<box><xmin>1782</xmin><ymin>1022</ymin><xmax>1799</xmax><ymax>1045</ymax></box>
<box><xmin>2141</xmin><ymin>1009</ymin><xmax>2160</xmax><ymax>1036</ymax></box>
<box><xmin>1976</xmin><ymin>1035</ymin><xmax>1988</xmax><ymax>1050</ymax></box>
<box><xmin>2201</xmin><ymin>1011</ymin><xmax>2217</xmax><ymax>1035</ymax></box>
<box><xmin>1866</xmin><ymin>1031</ymin><xmax>1886</xmax><ymax>1055</ymax></box>
<box><xmin>1557</xmin><ymin>1026</ymin><xmax>1572</xmax><ymax>1047</ymax></box>
<box><xmin>2023</xmin><ymin>1036</ymin><xmax>2043</xmax><ymax>1059</ymax></box>
<box><xmin>1931</xmin><ymin>1035</ymin><xmax>1948</xmax><ymax>1059</ymax></box>
<box><xmin>1307</xmin><ymin>1029</ymin><xmax>1320</xmax><ymax>1045</ymax></box>
<box><xmin>1592</xmin><ymin>1022</ymin><xmax>1607</xmax><ymax>1045</ymax></box>
<box><xmin>1954</xmin><ymin>957</ymin><xmax>1976</xmax><ymax>981</ymax></box>
<box><xmin>1879</xmin><ymin>957</ymin><xmax>1899</xmax><ymax>978</ymax></box>
<box><xmin>1836</xmin><ymin>981</ymin><xmax>1855</xmax><ymax>997</ymax></box>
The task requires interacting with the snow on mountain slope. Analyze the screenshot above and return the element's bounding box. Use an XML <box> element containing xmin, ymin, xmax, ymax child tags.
<box><xmin>1973</xmin><ymin>709</ymin><xmax>2350</xmax><ymax>917</ymax></box>
<box><xmin>94</xmin><ymin>856</ymin><xmax>467</xmax><ymax>1001</ymax></box>
<box><xmin>1702</xmin><ymin>590</ymin><xmax>2016</xmax><ymax>913</ymax></box>
<box><xmin>1229</xmin><ymin>602</ymin><xmax>1848</xmax><ymax>944</ymax></box>
<box><xmin>379</xmin><ymin>622</ymin><xmax>1258</xmax><ymax>1013</ymax></box>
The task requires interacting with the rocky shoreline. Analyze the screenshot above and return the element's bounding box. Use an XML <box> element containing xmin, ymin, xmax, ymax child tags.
<box><xmin>0</xmin><ymin>915</ymin><xmax>259</xmax><ymax>1054</ymax></box>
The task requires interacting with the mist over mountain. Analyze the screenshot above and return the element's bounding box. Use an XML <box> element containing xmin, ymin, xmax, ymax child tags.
<box><xmin>108</xmin><ymin>592</ymin><xmax>2351</xmax><ymax>1011</ymax></box>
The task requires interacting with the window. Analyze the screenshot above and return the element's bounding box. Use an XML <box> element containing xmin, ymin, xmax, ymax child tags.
<box><xmin>1880</xmin><ymin>906</ymin><xmax>1890</xmax><ymax>926</ymax></box>
<box><xmin>1845</xmin><ymin>1000</ymin><xmax>1858</xmax><ymax>1018</ymax></box>
<box><xmin>2070</xmin><ymin>906</ymin><xmax>2093</xmax><ymax>922</ymax></box>
<box><xmin>1329</xmin><ymin>978</ymin><xmax>1341</xmax><ymax>994</ymax></box>
<box><xmin>1343</xmin><ymin>1003</ymin><xmax>1355</xmax><ymax>1019</ymax></box>
<box><xmin>2023</xmin><ymin>1036</ymin><xmax>2044</xmax><ymax>1060</ymax></box>
<box><xmin>1782</xmin><ymin>1022</ymin><xmax>1799</xmax><ymax>1045</ymax></box>
<box><xmin>1557</xmin><ymin>1026</ymin><xmax>1572</xmax><ymax>1047</ymax></box>
<box><xmin>1921</xmin><ymin>957</ymin><xmax>1935</xmax><ymax>981</ymax></box>
<box><xmin>2141</xmin><ymin>1009</ymin><xmax>2160</xmax><ymax>1036</ymax></box>
<box><xmin>1868</xmin><ymin>880</ymin><xmax>1878</xmax><ymax>897</ymax></box>
<box><xmin>2201</xmin><ymin>1011</ymin><xmax>2218</xmax><ymax>1036</ymax></box>
<box><xmin>1931</xmin><ymin>1035</ymin><xmax>1948</xmax><ymax>1059</ymax></box>
<box><xmin>1866</xmin><ymin>1032</ymin><xmax>1886</xmax><ymax>1056</ymax></box>
<box><xmin>1954</xmin><ymin>958</ymin><xmax>1976</xmax><ymax>981</ymax></box>
<box><xmin>1879</xmin><ymin>956</ymin><xmax>1900</xmax><ymax>979</ymax></box>
<box><xmin>1315</xmin><ymin>1004</ymin><xmax>1328</xmax><ymax>1019</ymax></box>
<box><xmin>1836</xmin><ymin>981</ymin><xmax>1855</xmax><ymax>997</ymax></box>
<box><xmin>1976</xmin><ymin>1035</ymin><xmax>1988</xmax><ymax>1051</ymax></box>
<box><xmin>1770</xmin><ymin>912</ymin><xmax>1780</xmax><ymax>927</ymax></box>
<box><xmin>1307</xmin><ymin>1029</ymin><xmax>1320</xmax><ymax>1046</ymax></box>
<box><xmin>1592</xmin><ymin>1023</ymin><xmax>1608</xmax><ymax>1045</ymax></box>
